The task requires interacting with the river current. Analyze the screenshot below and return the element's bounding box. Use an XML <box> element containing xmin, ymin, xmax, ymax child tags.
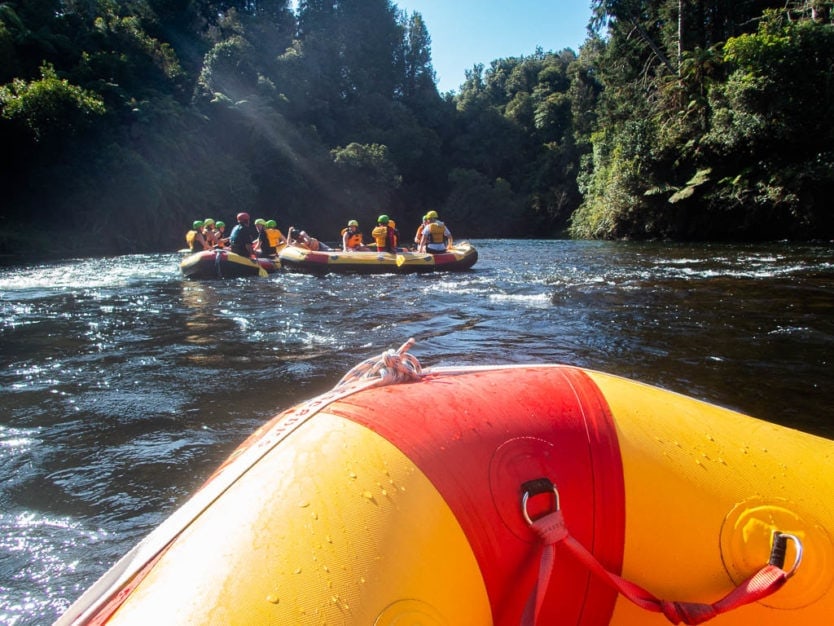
<box><xmin>1</xmin><ymin>239</ymin><xmax>833</xmax><ymax>624</ymax></box>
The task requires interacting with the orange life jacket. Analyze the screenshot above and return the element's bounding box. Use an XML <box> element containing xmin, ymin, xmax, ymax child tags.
<box><xmin>341</xmin><ymin>227</ymin><xmax>363</xmax><ymax>249</ymax></box>
<box><xmin>266</xmin><ymin>228</ymin><xmax>284</xmax><ymax>248</ymax></box>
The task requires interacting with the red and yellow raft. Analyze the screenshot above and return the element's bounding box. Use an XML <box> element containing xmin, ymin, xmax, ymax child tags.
<box><xmin>179</xmin><ymin>248</ymin><xmax>281</xmax><ymax>279</ymax></box>
<box><xmin>278</xmin><ymin>241</ymin><xmax>478</xmax><ymax>274</ymax></box>
<box><xmin>57</xmin><ymin>343</ymin><xmax>834</xmax><ymax>625</ymax></box>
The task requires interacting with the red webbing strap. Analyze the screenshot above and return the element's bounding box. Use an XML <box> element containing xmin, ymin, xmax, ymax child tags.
<box><xmin>521</xmin><ymin>509</ymin><xmax>790</xmax><ymax>626</ymax></box>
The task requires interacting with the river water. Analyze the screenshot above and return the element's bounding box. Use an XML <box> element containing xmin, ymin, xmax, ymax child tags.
<box><xmin>1</xmin><ymin>239</ymin><xmax>833</xmax><ymax>624</ymax></box>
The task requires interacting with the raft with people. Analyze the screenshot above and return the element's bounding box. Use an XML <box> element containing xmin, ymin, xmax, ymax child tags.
<box><xmin>179</xmin><ymin>248</ymin><xmax>281</xmax><ymax>279</ymax></box>
<box><xmin>179</xmin><ymin>213</ymin><xmax>286</xmax><ymax>279</ymax></box>
<box><xmin>279</xmin><ymin>212</ymin><xmax>477</xmax><ymax>274</ymax></box>
<box><xmin>56</xmin><ymin>340</ymin><xmax>834</xmax><ymax>625</ymax></box>
<box><xmin>278</xmin><ymin>240</ymin><xmax>478</xmax><ymax>274</ymax></box>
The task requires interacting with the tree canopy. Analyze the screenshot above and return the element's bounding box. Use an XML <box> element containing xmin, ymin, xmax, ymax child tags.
<box><xmin>0</xmin><ymin>0</ymin><xmax>832</xmax><ymax>256</ymax></box>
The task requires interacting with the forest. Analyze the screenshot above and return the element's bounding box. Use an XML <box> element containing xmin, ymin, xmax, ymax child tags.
<box><xmin>0</xmin><ymin>0</ymin><xmax>832</xmax><ymax>256</ymax></box>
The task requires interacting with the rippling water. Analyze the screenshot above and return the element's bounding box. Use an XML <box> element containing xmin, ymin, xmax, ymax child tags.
<box><xmin>1</xmin><ymin>240</ymin><xmax>833</xmax><ymax>624</ymax></box>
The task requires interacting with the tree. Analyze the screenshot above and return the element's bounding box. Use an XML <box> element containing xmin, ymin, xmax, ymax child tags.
<box><xmin>397</xmin><ymin>11</ymin><xmax>436</xmax><ymax>102</ymax></box>
<box><xmin>0</xmin><ymin>62</ymin><xmax>105</xmax><ymax>142</ymax></box>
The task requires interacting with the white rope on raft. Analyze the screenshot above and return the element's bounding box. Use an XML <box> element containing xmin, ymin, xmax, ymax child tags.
<box><xmin>336</xmin><ymin>337</ymin><xmax>422</xmax><ymax>388</ymax></box>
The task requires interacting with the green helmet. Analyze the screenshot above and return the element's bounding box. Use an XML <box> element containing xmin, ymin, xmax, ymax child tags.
<box><xmin>266</xmin><ymin>219</ymin><xmax>277</xmax><ymax>228</ymax></box>
<box><xmin>203</xmin><ymin>218</ymin><xmax>215</xmax><ymax>226</ymax></box>
<box><xmin>216</xmin><ymin>221</ymin><xmax>225</xmax><ymax>228</ymax></box>
<box><xmin>377</xmin><ymin>214</ymin><xmax>389</xmax><ymax>224</ymax></box>
<box><xmin>426</xmin><ymin>210</ymin><xmax>439</xmax><ymax>220</ymax></box>
<box><xmin>348</xmin><ymin>219</ymin><xmax>359</xmax><ymax>227</ymax></box>
<box><xmin>193</xmin><ymin>220</ymin><xmax>204</xmax><ymax>229</ymax></box>
<box><xmin>254</xmin><ymin>218</ymin><xmax>266</xmax><ymax>226</ymax></box>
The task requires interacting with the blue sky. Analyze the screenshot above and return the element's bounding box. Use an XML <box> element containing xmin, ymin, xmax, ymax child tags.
<box><xmin>288</xmin><ymin>1</ymin><xmax>594</xmax><ymax>94</ymax></box>
<box><xmin>395</xmin><ymin>0</ymin><xmax>593</xmax><ymax>93</ymax></box>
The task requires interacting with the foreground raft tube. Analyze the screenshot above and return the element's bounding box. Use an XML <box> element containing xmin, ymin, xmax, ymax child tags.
<box><xmin>278</xmin><ymin>241</ymin><xmax>478</xmax><ymax>274</ymax></box>
<box><xmin>58</xmin><ymin>361</ymin><xmax>834</xmax><ymax>625</ymax></box>
<box><xmin>179</xmin><ymin>249</ymin><xmax>280</xmax><ymax>279</ymax></box>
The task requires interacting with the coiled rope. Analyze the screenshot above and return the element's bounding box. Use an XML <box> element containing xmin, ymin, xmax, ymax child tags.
<box><xmin>335</xmin><ymin>337</ymin><xmax>422</xmax><ymax>389</ymax></box>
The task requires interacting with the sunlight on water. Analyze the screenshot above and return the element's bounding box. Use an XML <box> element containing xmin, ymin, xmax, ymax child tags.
<box><xmin>0</xmin><ymin>254</ymin><xmax>178</xmax><ymax>293</ymax></box>
<box><xmin>0</xmin><ymin>511</ymin><xmax>109</xmax><ymax>625</ymax></box>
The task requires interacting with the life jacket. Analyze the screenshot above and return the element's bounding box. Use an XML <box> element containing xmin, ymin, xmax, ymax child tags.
<box><xmin>415</xmin><ymin>223</ymin><xmax>426</xmax><ymax>243</ymax></box>
<box><xmin>388</xmin><ymin>220</ymin><xmax>399</xmax><ymax>248</ymax></box>
<box><xmin>203</xmin><ymin>226</ymin><xmax>215</xmax><ymax>245</ymax></box>
<box><xmin>428</xmin><ymin>221</ymin><xmax>447</xmax><ymax>244</ymax></box>
<box><xmin>186</xmin><ymin>230</ymin><xmax>208</xmax><ymax>251</ymax></box>
<box><xmin>371</xmin><ymin>225</ymin><xmax>398</xmax><ymax>252</ymax></box>
<box><xmin>230</xmin><ymin>223</ymin><xmax>256</xmax><ymax>256</ymax></box>
<box><xmin>257</xmin><ymin>229</ymin><xmax>275</xmax><ymax>255</ymax></box>
<box><xmin>341</xmin><ymin>227</ymin><xmax>363</xmax><ymax>249</ymax></box>
<box><xmin>372</xmin><ymin>225</ymin><xmax>389</xmax><ymax>249</ymax></box>
<box><xmin>266</xmin><ymin>228</ymin><xmax>284</xmax><ymax>249</ymax></box>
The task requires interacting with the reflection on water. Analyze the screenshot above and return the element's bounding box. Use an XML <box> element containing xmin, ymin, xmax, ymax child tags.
<box><xmin>1</xmin><ymin>242</ymin><xmax>833</xmax><ymax>624</ymax></box>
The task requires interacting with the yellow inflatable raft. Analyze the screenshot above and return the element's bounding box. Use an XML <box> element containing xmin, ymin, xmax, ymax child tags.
<box><xmin>179</xmin><ymin>248</ymin><xmax>281</xmax><ymax>279</ymax></box>
<box><xmin>57</xmin><ymin>341</ymin><xmax>833</xmax><ymax>625</ymax></box>
<box><xmin>278</xmin><ymin>241</ymin><xmax>478</xmax><ymax>274</ymax></box>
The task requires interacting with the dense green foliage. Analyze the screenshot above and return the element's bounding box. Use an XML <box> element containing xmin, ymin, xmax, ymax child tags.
<box><xmin>0</xmin><ymin>0</ymin><xmax>831</xmax><ymax>256</ymax></box>
<box><xmin>571</xmin><ymin>1</ymin><xmax>834</xmax><ymax>240</ymax></box>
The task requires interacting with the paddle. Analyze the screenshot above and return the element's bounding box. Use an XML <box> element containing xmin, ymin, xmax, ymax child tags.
<box><xmin>250</xmin><ymin>254</ymin><xmax>268</xmax><ymax>277</ymax></box>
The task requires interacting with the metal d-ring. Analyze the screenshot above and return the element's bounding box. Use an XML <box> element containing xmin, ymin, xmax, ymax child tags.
<box><xmin>771</xmin><ymin>532</ymin><xmax>803</xmax><ymax>578</ymax></box>
<box><xmin>521</xmin><ymin>477</ymin><xmax>560</xmax><ymax>526</ymax></box>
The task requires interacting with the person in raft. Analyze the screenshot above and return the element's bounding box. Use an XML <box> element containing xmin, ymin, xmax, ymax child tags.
<box><xmin>371</xmin><ymin>214</ymin><xmax>398</xmax><ymax>253</ymax></box>
<box><xmin>414</xmin><ymin>214</ymin><xmax>430</xmax><ymax>250</ymax></box>
<box><xmin>341</xmin><ymin>219</ymin><xmax>368</xmax><ymax>251</ymax></box>
<box><xmin>288</xmin><ymin>227</ymin><xmax>331</xmax><ymax>251</ymax></box>
<box><xmin>202</xmin><ymin>218</ymin><xmax>219</xmax><ymax>247</ymax></box>
<box><xmin>229</xmin><ymin>212</ymin><xmax>258</xmax><ymax>257</ymax></box>
<box><xmin>186</xmin><ymin>220</ymin><xmax>210</xmax><ymax>252</ymax></box>
<box><xmin>265</xmin><ymin>220</ymin><xmax>286</xmax><ymax>252</ymax></box>
<box><xmin>387</xmin><ymin>217</ymin><xmax>400</xmax><ymax>250</ymax></box>
<box><xmin>419</xmin><ymin>210</ymin><xmax>453</xmax><ymax>254</ymax></box>
<box><xmin>214</xmin><ymin>221</ymin><xmax>228</xmax><ymax>247</ymax></box>
<box><xmin>253</xmin><ymin>219</ymin><xmax>276</xmax><ymax>256</ymax></box>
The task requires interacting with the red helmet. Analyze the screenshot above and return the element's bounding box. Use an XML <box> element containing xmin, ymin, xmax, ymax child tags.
<box><xmin>236</xmin><ymin>212</ymin><xmax>250</xmax><ymax>223</ymax></box>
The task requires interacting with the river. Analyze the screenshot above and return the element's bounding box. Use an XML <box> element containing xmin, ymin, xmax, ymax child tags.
<box><xmin>1</xmin><ymin>239</ymin><xmax>833</xmax><ymax>624</ymax></box>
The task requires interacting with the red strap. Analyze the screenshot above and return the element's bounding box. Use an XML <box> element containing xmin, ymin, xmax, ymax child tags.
<box><xmin>521</xmin><ymin>509</ymin><xmax>789</xmax><ymax>626</ymax></box>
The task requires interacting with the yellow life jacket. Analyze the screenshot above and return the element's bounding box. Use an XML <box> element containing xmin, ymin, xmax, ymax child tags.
<box><xmin>266</xmin><ymin>228</ymin><xmax>284</xmax><ymax>248</ymax></box>
<box><xmin>428</xmin><ymin>221</ymin><xmax>447</xmax><ymax>244</ymax></box>
<box><xmin>371</xmin><ymin>225</ymin><xmax>389</xmax><ymax>248</ymax></box>
<box><xmin>186</xmin><ymin>229</ymin><xmax>207</xmax><ymax>251</ymax></box>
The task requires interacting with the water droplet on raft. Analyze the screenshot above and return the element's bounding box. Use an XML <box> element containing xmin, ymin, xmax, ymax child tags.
<box><xmin>266</xmin><ymin>594</ymin><xmax>280</xmax><ymax>604</ymax></box>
